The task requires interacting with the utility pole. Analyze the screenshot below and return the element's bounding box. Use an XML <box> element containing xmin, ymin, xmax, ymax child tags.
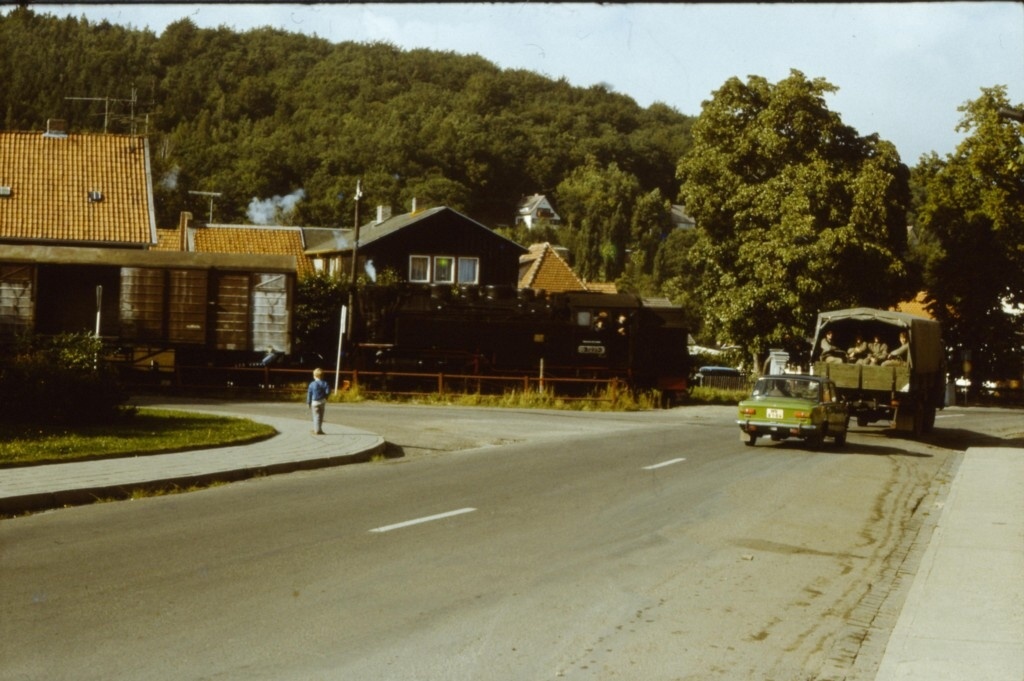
<box><xmin>347</xmin><ymin>179</ymin><xmax>363</xmax><ymax>338</ymax></box>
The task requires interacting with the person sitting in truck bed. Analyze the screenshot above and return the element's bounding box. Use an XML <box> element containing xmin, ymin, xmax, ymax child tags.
<box><xmin>882</xmin><ymin>331</ymin><xmax>910</xmax><ymax>366</ymax></box>
<box><xmin>866</xmin><ymin>334</ymin><xmax>889</xmax><ymax>365</ymax></box>
<box><xmin>846</xmin><ymin>333</ymin><xmax>869</xmax><ymax>364</ymax></box>
<box><xmin>819</xmin><ymin>329</ymin><xmax>846</xmax><ymax>364</ymax></box>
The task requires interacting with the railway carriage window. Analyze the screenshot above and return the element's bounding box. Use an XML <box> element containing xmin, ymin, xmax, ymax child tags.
<box><xmin>409</xmin><ymin>255</ymin><xmax>430</xmax><ymax>283</ymax></box>
<box><xmin>433</xmin><ymin>256</ymin><xmax>455</xmax><ymax>284</ymax></box>
<box><xmin>457</xmin><ymin>257</ymin><xmax>479</xmax><ymax>284</ymax></box>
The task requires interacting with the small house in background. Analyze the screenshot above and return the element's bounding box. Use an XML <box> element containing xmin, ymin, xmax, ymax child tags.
<box><xmin>518</xmin><ymin>242</ymin><xmax>587</xmax><ymax>293</ymax></box>
<box><xmin>310</xmin><ymin>205</ymin><xmax>527</xmax><ymax>288</ymax></box>
<box><xmin>515</xmin><ymin>194</ymin><xmax>562</xmax><ymax>230</ymax></box>
<box><xmin>671</xmin><ymin>205</ymin><xmax>696</xmax><ymax>230</ymax></box>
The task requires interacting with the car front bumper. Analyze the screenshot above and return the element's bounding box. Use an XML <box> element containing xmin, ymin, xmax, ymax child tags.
<box><xmin>737</xmin><ymin>420</ymin><xmax>821</xmax><ymax>439</ymax></box>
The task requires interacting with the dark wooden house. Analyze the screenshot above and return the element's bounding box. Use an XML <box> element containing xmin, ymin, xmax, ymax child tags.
<box><xmin>307</xmin><ymin>205</ymin><xmax>527</xmax><ymax>288</ymax></box>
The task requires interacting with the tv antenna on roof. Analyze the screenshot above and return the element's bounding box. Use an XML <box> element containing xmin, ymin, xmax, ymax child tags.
<box><xmin>189</xmin><ymin>191</ymin><xmax>222</xmax><ymax>223</ymax></box>
<box><xmin>66</xmin><ymin>88</ymin><xmax>145</xmax><ymax>135</ymax></box>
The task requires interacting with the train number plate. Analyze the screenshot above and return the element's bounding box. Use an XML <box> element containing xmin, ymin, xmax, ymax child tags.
<box><xmin>577</xmin><ymin>344</ymin><xmax>606</xmax><ymax>355</ymax></box>
<box><xmin>766</xmin><ymin>408</ymin><xmax>784</xmax><ymax>419</ymax></box>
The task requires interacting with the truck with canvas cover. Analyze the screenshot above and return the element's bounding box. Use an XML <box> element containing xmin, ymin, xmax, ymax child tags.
<box><xmin>810</xmin><ymin>307</ymin><xmax>946</xmax><ymax>435</ymax></box>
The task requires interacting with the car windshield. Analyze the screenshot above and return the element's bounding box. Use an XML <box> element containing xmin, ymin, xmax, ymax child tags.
<box><xmin>752</xmin><ymin>378</ymin><xmax>820</xmax><ymax>400</ymax></box>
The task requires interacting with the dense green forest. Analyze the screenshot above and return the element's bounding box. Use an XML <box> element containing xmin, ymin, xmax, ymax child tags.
<box><xmin>0</xmin><ymin>7</ymin><xmax>691</xmax><ymax>232</ymax></box>
<box><xmin>3</xmin><ymin>8</ymin><xmax>1021</xmax><ymax>384</ymax></box>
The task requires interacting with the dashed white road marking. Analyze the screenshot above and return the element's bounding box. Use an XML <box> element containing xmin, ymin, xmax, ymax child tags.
<box><xmin>642</xmin><ymin>458</ymin><xmax>686</xmax><ymax>470</ymax></box>
<box><xmin>370</xmin><ymin>507</ymin><xmax>477</xmax><ymax>533</ymax></box>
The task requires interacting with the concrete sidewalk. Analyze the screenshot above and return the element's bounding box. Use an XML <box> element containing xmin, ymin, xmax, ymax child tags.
<box><xmin>874</xmin><ymin>446</ymin><xmax>1024</xmax><ymax>681</ymax></box>
<box><xmin>0</xmin><ymin>403</ymin><xmax>385</xmax><ymax>516</ymax></box>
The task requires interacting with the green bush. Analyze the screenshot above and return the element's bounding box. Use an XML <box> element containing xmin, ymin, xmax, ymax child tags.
<box><xmin>0</xmin><ymin>333</ymin><xmax>129</xmax><ymax>426</ymax></box>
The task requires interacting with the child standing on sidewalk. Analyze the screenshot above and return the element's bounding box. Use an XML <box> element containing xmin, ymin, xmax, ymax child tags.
<box><xmin>306</xmin><ymin>368</ymin><xmax>331</xmax><ymax>435</ymax></box>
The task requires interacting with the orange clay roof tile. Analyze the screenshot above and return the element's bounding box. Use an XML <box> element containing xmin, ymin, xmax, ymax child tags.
<box><xmin>519</xmin><ymin>242</ymin><xmax>588</xmax><ymax>293</ymax></box>
<box><xmin>0</xmin><ymin>131</ymin><xmax>155</xmax><ymax>246</ymax></box>
<box><xmin>192</xmin><ymin>225</ymin><xmax>314</xmax><ymax>277</ymax></box>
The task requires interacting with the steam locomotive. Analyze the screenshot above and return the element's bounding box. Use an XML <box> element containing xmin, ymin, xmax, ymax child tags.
<box><xmin>350</xmin><ymin>284</ymin><xmax>691</xmax><ymax>401</ymax></box>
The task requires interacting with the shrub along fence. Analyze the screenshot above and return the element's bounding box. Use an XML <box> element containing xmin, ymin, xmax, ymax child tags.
<box><xmin>0</xmin><ymin>333</ymin><xmax>128</xmax><ymax>426</ymax></box>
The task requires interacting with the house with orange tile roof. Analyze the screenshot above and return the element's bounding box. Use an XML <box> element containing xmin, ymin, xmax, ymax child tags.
<box><xmin>518</xmin><ymin>242</ymin><xmax>588</xmax><ymax>293</ymax></box>
<box><xmin>0</xmin><ymin>123</ymin><xmax>156</xmax><ymax>248</ymax></box>
<box><xmin>156</xmin><ymin>212</ymin><xmax>331</xmax><ymax>279</ymax></box>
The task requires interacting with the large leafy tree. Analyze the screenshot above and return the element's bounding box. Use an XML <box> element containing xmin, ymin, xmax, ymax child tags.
<box><xmin>676</xmin><ymin>70</ymin><xmax>912</xmax><ymax>367</ymax></box>
<box><xmin>556</xmin><ymin>158</ymin><xmax>641</xmax><ymax>282</ymax></box>
<box><xmin>911</xmin><ymin>86</ymin><xmax>1024</xmax><ymax>391</ymax></box>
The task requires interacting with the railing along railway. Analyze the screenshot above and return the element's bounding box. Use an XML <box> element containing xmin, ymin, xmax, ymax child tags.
<box><xmin>125</xmin><ymin>364</ymin><xmax>630</xmax><ymax>403</ymax></box>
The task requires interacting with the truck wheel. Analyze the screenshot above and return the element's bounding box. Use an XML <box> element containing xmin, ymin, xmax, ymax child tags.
<box><xmin>913</xmin><ymin>403</ymin><xmax>925</xmax><ymax>437</ymax></box>
<box><xmin>808</xmin><ymin>427</ymin><xmax>825</xmax><ymax>450</ymax></box>
<box><xmin>856</xmin><ymin>414</ymin><xmax>869</xmax><ymax>428</ymax></box>
<box><xmin>834</xmin><ymin>426</ymin><xmax>847</xmax><ymax>447</ymax></box>
<box><xmin>923</xmin><ymin>406</ymin><xmax>936</xmax><ymax>432</ymax></box>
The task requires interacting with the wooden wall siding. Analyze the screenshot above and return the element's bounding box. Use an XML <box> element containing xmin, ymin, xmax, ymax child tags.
<box><xmin>214</xmin><ymin>273</ymin><xmax>250</xmax><ymax>351</ymax></box>
<box><xmin>364</xmin><ymin>215</ymin><xmax>522</xmax><ymax>287</ymax></box>
<box><xmin>168</xmin><ymin>270</ymin><xmax>207</xmax><ymax>345</ymax></box>
<box><xmin>119</xmin><ymin>267</ymin><xmax>165</xmax><ymax>340</ymax></box>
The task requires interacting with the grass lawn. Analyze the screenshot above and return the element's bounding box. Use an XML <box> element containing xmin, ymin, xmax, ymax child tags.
<box><xmin>0</xmin><ymin>408</ymin><xmax>277</xmax><ymax>466</ymax></box>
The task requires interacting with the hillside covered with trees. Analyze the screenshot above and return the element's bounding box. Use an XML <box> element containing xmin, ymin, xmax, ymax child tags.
<box><xmin>3</xmin><ymin>8</ymin><xmax>1021</xmax><ymax>386</ymax></box>
<box><xmin>0</xmin><ymin>8</ymin><xmax>690</xmax><ymax>231</ymax></box>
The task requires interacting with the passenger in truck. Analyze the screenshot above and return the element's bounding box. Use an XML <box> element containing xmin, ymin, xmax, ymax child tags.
<box><xmin>866</xmin><ymin>334</ymin><xmax>889</xmax><ymax>365</ymax></box>
<box><xmin>819</xmin><ymin>329</ymin><xmax>846</xmax><ymax>364</ymax></box>
<box><xmin>846</xmin><ymin>333</ymin><xmax>869</xmax><ymax>364</ymax></box>
<box><xmin>882</xmin><ymin>331</ymin><xmax>909</xmax><ymax>366</ymax></box>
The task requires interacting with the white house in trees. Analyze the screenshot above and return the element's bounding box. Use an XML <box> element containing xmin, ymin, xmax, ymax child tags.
<box><xmin>515</xmin><ymin>194</ymin><xmax>562</xmax><ymax>230</ymax></box>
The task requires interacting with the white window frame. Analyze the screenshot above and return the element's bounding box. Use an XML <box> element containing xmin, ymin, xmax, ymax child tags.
<box><xmin>433</xmin><ymin>256</ymin><xmax>455</xmax><ymax>284</ymax></box>
<box><xmin>409</xmin><ymin>255</ymin><xmax>430</xmax><ymax>283</ymax></box>
<box><xmin>457</xmin><ymin>257</ymin><xmax>479</xmax><ymax>285</ymax></box>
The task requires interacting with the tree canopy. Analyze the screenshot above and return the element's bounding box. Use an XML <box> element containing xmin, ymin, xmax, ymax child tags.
<box><xmin>676</xmin><ymin>70</ymin><xmax>913</xmax><ymax>364</ymax></box>
<box><xmin>911</xmin><ymin>86</ymin><xmax>1024</xmax><ymax>389</ymax></box>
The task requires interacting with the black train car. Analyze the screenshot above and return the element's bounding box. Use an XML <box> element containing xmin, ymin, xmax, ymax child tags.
<box><xmin>355</xmin><ymin>284</ymin><xmax>690</xmax><ymax>399</ymax></box>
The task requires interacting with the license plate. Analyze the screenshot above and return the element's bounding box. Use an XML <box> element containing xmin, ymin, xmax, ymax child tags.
<box><xmin>766</xmin><ymin>408</ymin><xmax>784</xmax><ymax>419</ymax></box>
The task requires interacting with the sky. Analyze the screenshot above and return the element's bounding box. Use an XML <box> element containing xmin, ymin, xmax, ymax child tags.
<box><xmin>28</xmin><ymin>2</ymin><xmax>1024</xmax><ymax>164</ymax></box>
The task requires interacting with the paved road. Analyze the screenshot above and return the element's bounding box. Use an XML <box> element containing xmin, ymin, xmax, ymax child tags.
<box><xmin>0</xmin><ymin>402</ymin><xmax>1020</xmax><ymax>680</ymax></box>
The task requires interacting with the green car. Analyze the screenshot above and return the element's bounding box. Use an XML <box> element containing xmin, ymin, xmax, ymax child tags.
<box><xmin>737</xmin><ymin>374</ymin><xmax>849</xmax><ymax>448</ymax></box>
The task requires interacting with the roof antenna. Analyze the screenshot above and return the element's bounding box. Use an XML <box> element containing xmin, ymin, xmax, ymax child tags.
<box><xmin>188</xmin><ymin>191</ymin><xmax>222</xmax><ymax>223</ymax></box>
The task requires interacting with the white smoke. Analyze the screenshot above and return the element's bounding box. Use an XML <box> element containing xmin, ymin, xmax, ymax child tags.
<box><xmin>365</xmin><ymin>259</ymin><xmax>377</xmax><ymax>282</ymax></box>
<box><xmin>247</xmin><ymin>188</ymin><xmax>306</xmax><ymax>225</ymax></box>
<box><xmin>161</xmin><ymin>166</ymin><xmax>180</xmax><ymax>191</ymax></box>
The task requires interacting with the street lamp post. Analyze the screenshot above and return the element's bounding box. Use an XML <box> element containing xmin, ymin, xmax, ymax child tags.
<box><xmin>346</xmin><ymin>179</ymin><xmax>363</xmax><ymax>340</ymax></box>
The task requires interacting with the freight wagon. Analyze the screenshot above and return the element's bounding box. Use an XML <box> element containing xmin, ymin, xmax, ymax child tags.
<box><xmin>0</xmin><ymin>245</ymin><xmax>295</xmax><ymax>373</ymax></box>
